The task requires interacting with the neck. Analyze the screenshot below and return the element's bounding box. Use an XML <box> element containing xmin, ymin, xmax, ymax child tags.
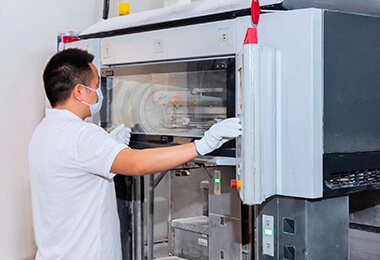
<box><xmin>54</xmin><ymin>100</ymin><xmax>89</xmax><ymax>120</ymax></box>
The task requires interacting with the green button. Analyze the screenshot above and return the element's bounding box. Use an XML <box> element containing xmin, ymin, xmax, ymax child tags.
<box><xmin>264</xmin><ymin>228</ymin><xmax>273</xmax><ymax>236</ymax></box>
<box><xmin>214</xmin><ymin>178</ymin><xmax>221</xmax><ymax>184</ymax></box>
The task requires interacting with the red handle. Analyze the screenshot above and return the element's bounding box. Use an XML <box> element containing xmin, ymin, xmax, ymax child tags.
<box><xmin>251</xmin><ymin>0</ymin><xmax>261</xmax><ymax>25</ymax></box>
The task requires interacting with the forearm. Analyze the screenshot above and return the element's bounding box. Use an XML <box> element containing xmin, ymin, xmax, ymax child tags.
<box><xmin>111</xmin><ymin>117</ymin><xmax>241</xmax><ymax>176</ymax></box>
<box><xmin>111</xmin><ymin>143</ymin><xmax>198</xmax><ymax>176</ymax></box>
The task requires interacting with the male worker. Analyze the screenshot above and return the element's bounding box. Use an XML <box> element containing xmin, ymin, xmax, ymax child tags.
<box><xmin>28</xmin><ymin>48</ymin><xmax>241</xmax><ymax>260</ymax></box>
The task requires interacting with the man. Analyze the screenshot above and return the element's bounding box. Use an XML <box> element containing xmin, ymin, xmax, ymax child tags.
<box><xmin>29</xmin><ymin>48</ymin><xmax>241</xmax><ymax>259</ymax></box>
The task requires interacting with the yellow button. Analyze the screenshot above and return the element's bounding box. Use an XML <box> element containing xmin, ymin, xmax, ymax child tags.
<box><xmin>119</xmin><ymin>2</ymin><xmax>130</xmax><ymax>16</ymax></box>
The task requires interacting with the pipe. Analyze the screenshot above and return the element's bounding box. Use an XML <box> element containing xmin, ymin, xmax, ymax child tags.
<box><xmin>199</xmin><ymin>164</ymin><xmax>213</xmax><ymax>179</ymax></box>
<box><xmin>135</xmin><ymin>177</ymin><xmax>143</xmax><ymax>260</ymax></box>
<box><xmin>131</xmin><ymin>178</ymin><xmax>136</xmax><ymax>260</ymax></box>
<box><xmin>140</xmin><ymin>176</ymin><xmax>145</xmax><ymax>260</ymax></box>
<box><xmin>153</xmin><ymin>170</ymin><xmax>168</xmax><ymax>189</ymax></box>
<box><xmin>148</xmin><ymin>174</ymin><xmax>154</xmax><ymax>260</ymax></box>
<box><xmin>102</xmin><ymin>0</ymin><xmax>110</xmax><ymax>19</ymax></box>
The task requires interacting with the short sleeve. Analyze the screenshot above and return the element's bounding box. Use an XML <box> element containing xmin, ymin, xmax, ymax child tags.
<box><xmin>76</xmin><ymin>124</ymin><xmax>127</xmax><ymax>179</ymax></box>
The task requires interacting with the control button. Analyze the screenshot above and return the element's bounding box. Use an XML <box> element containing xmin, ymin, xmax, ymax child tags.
<box><xmin>264</xmin><ymin>228</ymin><xmax>273</xmax><ymax>236</ymax></box>
<box><xmin>155</xmin><ymin>39</ymin><xmax>164</xmax><ymax>53</ymax></box>
<box><xmin>231</xmin><ymin>180</ymin><xmax>241</xmax><ymax>188</ymax></box>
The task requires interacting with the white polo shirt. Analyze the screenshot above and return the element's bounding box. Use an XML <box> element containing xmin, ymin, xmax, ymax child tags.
<box><xmin>28</xmin><ymin>109</ymin><xmax>127</xmax><ymax>260</ymax></box>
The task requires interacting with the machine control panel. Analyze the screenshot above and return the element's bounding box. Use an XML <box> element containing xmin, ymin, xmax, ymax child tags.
<box><xmin>262</xmin><ymin>215</ymin><xmax>274</xmax><ymax>256</ymax></box>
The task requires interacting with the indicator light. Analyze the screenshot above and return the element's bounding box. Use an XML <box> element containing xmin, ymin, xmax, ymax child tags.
<box><xmin>264</xmin><ymin>228</ymin><xmax>273</xmax><ymax>236</ymax></box>
<box><xmin>215</xmin><ymin>178</ymin><xmax>221</xmax><ymax>184</ymax></box>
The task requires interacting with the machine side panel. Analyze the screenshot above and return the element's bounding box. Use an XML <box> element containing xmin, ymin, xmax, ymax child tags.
<box><xmin>305</xmin><ymin>196</ymin><xmax>349</xmax><ymax>259</ymax></box>
<box><xmin>258</xmin><ymin>9</ymin><xmax>323</xmax><ymax>199</ymax></box>
<box><xmin>256</xmin><ymin>196</ymin><xmax>349</xmax><ymax>259</ymax></box>
<box><xmin>208</xmin><ymin>167</ymin><xmax>242</xmax><ymax>260</ymax></box>
<box><xmin>323</xmin><ymin>11</ymin><xmax>380</xmax><ymax>154</ymax></box>
<box><xmin>209</xmin><ymin>214</ymin><xmax>241</xmax><ymax>260</ymax></box>
<box><xmin>264</xmin><ymin>0</ymin><xmax>380</xmax><ymax>17</ymax></box>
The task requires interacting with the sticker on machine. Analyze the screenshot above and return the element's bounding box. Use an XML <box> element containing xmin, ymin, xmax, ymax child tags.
<box><xmin>198</xmin><ymin>238</ymin><xmax>208</xmax><ymax>247</ymax></box>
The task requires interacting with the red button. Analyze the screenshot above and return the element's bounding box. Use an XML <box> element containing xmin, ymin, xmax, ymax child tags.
<box><xmin>231</xmin><ymin>180</ymin><xmax>241</xmax><ymax>188</ymax></box>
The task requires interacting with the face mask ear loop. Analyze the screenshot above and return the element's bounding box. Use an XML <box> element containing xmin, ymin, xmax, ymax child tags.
<box><xmin>82</xmin><ymin>84</ymin><xmax>97</xmax><ymax>93</ymax></box>
<box><xmin>80</xmin><ymin>84</ymin><xmax>103</xmax><ymax>116</ymax></box>
<box><xmin>81</xmin><ymin>85</ymin><xmax>98</xmax><ymax>104</ymax></box>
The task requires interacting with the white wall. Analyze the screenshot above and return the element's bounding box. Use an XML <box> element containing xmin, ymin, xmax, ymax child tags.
<box><xmin>0</xmin><ymin>0</ymin><xmax>200</xmax><ymax>258</ymax></box>
<box><xmin>0</xmin><ymin>1</ymin><xmax>102</xmax><ymax>259</ymax></box>
<box><xmin>108</xmin><ymin>0</ymin><xmax>202</xmax><ymax>18</ymax></box>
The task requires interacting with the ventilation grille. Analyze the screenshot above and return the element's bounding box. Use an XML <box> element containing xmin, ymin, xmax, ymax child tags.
<box><xmin>325</xmin><ymin>169</ymin><xmax>380</xmax><ymax>190</ymax></box>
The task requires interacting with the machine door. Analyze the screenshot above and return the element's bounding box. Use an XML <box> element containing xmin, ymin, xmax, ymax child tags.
<box><xmin>100</xmin><ymin>57</ymin><xmax>235</xmax><ymax>149</ymax></box>
<box><xmin>236</xmin><ymin>30</ymin><xmax>277</xmax><ymax>205</ymax></box>
<box><xmin>236</xmin><ymin>9</ymin><xmax>325</xmax><ymax>204</ymax></box>
<box><xmin>236</xmin><ymin>38</ymin><xmax>263</xmax><ymax>205</ymax></box>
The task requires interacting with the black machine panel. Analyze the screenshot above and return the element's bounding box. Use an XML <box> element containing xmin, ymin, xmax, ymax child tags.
<box><xmin>323</xmin><ymin>11</ymin><xmax>380</xmax><ymax>196</ymax></box>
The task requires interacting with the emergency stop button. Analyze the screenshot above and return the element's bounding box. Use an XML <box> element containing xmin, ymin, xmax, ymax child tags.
<box><xmin>231</xmin><ymin>180</ymin><xmax>241</xmax><ymax>188</ymax></box>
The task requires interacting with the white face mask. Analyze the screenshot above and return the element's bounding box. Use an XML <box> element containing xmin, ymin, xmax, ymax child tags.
<box><xmin>81</xmin><ymin>84</ymin><xmax>103</xmax><ymax>116</ymax></box>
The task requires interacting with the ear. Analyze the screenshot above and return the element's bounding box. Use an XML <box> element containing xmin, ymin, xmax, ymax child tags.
<box><xmin>72</xmin><ymin>84</ymin><xmax>85</xmax><ymax>102</ymax></box>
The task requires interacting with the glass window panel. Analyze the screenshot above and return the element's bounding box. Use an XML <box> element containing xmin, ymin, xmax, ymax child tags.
<box><xmin>102</xmin><ymin>60</ymin><xmax>232</xmax><ymax>138</ymax></box>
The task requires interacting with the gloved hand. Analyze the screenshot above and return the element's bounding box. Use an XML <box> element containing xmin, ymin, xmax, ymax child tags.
<box><xmin>109</xmin><ymin>124</ymin><xmax>132</xmax><ymax>146</ymax></box>
<box><xmin>194</xmin><ymin>117</ymin><xmax>241</xmax><ymax>156</ymax></box>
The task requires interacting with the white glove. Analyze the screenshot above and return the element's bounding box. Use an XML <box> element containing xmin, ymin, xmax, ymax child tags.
<box><xmin>194</xmin><ymin>117</ymin><xmax>241</xmax><ymax>156</ymax></box>
<box><xmin>109</xmin><ymin>124</ymin><xmax>132</xmax><ymax>146</ymax></box>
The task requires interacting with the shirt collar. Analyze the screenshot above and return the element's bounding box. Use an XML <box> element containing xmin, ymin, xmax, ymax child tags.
<box><xmin>45</xmin><ymin>108</ymin><xmax>83</xmax><ymax>121</ymax></box>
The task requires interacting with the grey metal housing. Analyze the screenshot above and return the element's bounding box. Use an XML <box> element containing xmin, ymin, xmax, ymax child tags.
<box><xmin>236</xmin><ymin>9</ymin><xmax>380</xmax><ymax>204</ymax></box>
<box><xmin>261</xmin><ymin>0</ymin><xmax>380</xmax><ymax>17</ymax></box>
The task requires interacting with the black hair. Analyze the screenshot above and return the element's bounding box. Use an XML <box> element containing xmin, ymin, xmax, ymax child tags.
<box><xmin>43</xmin><ymin>48</ymin><xmax>95</xmax><ymax>107</ymax></box>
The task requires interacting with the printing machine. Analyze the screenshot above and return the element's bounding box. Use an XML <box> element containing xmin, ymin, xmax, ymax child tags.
<box><xmin>64</xmin><ymin>0</ymin><xmax>380</xmax><ymax>259</ymax></box>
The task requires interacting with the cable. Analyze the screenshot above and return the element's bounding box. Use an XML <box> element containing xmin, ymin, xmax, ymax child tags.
<box><xmin>103</xmin><ymin>0</ymin><xmax>110</xmax><ymax>20</ymax></box>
